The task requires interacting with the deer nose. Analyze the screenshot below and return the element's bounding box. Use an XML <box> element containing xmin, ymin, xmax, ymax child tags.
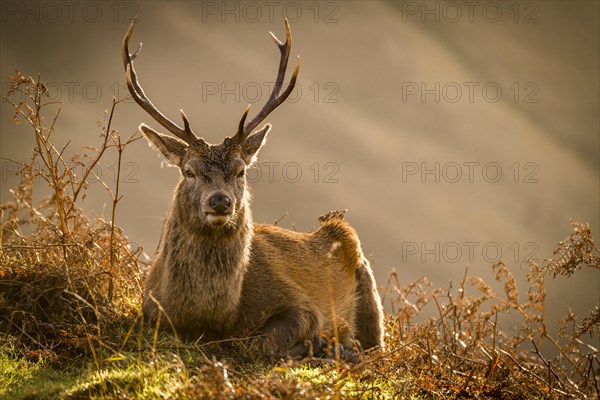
<box><xmin>209</xmin><ymin>194</ymin><xmax>231</xmax><ymax>214</ymax></box>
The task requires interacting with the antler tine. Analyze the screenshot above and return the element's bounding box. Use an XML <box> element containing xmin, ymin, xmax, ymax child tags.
<box><xmin>269</xmin><ymin>18</ymin><xmax>292</xmax><ymax>98</ymax></box>
<box><xmin>234</xmin><ymin>19</ymin><xmax>300</xmax><ymax>142</ymax></box>
<box><xmin>123</xmin><ymin>18</ymin><xmax>198</xmax><ymax>145</ymax></box>
<box><xmin>237</xmin><ymin>105</ymin><xmax>251</xmax><ymax>136</ymax></box>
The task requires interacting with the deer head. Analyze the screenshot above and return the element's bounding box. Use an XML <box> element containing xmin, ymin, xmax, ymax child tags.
<box><xmin>123</xmin><ymin>19</ymin><xmax>299</xmax><ymax>229</ymax></box>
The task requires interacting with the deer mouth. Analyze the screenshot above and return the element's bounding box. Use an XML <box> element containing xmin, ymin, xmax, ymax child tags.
<box><xmin>205</xmin><ymin>213</ymin><xmax>232</xmax><ymax>226</ymax></box>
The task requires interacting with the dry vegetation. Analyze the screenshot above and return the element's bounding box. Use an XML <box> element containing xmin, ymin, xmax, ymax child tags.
<box><xmin>1</xmin><ymin>72</ymin><xmax>599</xmax><ymax>399</ymax></box>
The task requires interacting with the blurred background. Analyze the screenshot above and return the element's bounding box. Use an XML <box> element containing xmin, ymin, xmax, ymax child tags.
<box><xmin>1</xmin><ymin>1</ymin><xmax>598</xmax><ymax>331</ymax></box>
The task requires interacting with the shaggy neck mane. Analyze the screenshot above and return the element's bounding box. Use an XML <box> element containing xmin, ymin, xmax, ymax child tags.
<box><xmin>157</xmin><ymin>189</ymin><xmax>254</xmax><ymax>329</ymax></box>
<box><xmin>165</xmin><ymin>201</ymin><xmax>253</xmax><ymax>272</ymax></box>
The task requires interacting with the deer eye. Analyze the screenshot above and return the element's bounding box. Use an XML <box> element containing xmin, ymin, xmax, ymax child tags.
<box><xmin>184</xmin><ymin>169</ymin><xmax>195</xmax><ymax>179</ymax></box>
<box><xmin>237</xmin><ymin>169</ymin><xmax>245</xmax><ymax>179</ymax></box>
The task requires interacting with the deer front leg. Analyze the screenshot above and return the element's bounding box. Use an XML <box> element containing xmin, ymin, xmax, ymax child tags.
<box><xmin>142</xmin><ymin>295</ymin><xmax>159</xmax><ymax>322</ymax></box>
<box><xmin>260</xmin><ymin>306</ymin><xmax>322</xmax><ymax>359</ymax></box>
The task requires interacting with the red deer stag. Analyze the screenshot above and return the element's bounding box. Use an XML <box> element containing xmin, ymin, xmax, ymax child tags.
<box><xmin>123</xmin><ymin>19</ymin><xmax>384</xmax><ymax>359</ymax></box>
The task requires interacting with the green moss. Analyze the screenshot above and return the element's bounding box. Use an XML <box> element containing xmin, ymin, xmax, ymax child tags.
<box><xmin>64</xmin><ymin>363</ymin><xmax>188</xmax><ymax>399</ymax></box>
<box><xmin>296</xmin><ymin>365</ymin><xmax>396</xmax><ymax>399</ymax></box>
<box><xmin>0</xmin><ymin>349</ymin><xmax>78</xmax><ymax>400</ymax></box>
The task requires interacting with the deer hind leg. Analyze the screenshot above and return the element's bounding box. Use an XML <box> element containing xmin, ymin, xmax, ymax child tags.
<box><xmin>263</xmin><ymin>313</ymin><xmax>361</xmax><ymax>363</ymax></box>
<box><xmin>353</xmin><ymin>257</ymin><xmax>385</xmax><ymax>350</ymax></box>
<box><xmin>260</xmin><ymin>304</ymin><xmax>322</xmax><ymax>359</ymax></box>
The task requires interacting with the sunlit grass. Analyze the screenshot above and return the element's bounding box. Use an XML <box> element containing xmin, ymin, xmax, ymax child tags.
<box><xmin>1</xmin><ymin>347</ymin><xmax>79</xmax><ymax>400</ymax></box>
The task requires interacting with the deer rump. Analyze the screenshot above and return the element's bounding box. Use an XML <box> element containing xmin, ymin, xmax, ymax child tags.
<box><xmin>238</xmin><ymin>215</ymin><xmax>370</xmax><ymax>357</ymax></box>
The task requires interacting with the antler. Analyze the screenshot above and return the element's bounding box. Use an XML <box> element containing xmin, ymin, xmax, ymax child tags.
<box><xmin>233</xmin><ymin>19</ymin><xmax>300</xmax><ymax>142</ymax></box>
<box><xmin>122</xmin><ymin>18</ymin><xmax>199</xmax><ymax>145</ymax></box>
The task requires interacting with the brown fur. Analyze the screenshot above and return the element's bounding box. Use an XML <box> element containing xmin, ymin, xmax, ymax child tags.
<box><xmin>141</xmin><ymin>133</ymin><xmax>385</xmax><ymax>357</ymax></box>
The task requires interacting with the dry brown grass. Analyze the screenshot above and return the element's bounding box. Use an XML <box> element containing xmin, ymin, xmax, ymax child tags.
<box><xmin>1</xmin><ymin>71</ymin><xmax>598</xmax><ymax>399</ymax></box>
<box><xmin>380</xmin><ymin>228</ymin><xmax>599</xmax><ymax>398</ymax></box>
<box><xmin>1</xmin><ymin>71</ymin><xmax>142</xmax><ymax>368</ymax></box>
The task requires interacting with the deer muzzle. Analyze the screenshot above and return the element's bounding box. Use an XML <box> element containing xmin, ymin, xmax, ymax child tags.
<box><xmin>205</xmin><ymin>192</ymin><xmax>234</xmax><ymax>226</ymax></box>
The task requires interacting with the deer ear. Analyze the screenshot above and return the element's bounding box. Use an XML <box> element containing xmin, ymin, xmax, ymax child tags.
<box><xmin>139</xmin><ymin>124</ymin><xmax>186</xmax><ymax>166</ymax></box>
<box><xmin>241</xmin><ymin>124</ymin><xmax>270</xmax><ymax>165</ymax></box>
